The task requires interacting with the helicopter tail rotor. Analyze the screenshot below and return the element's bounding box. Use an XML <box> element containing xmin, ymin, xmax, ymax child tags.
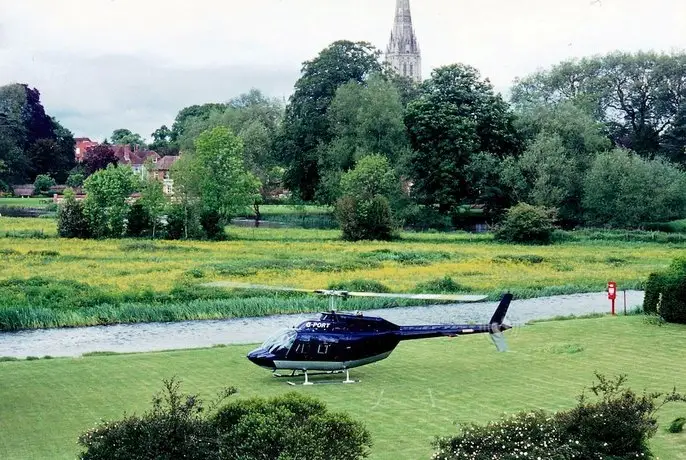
<box><xmin>488</xmin><ymin>293</ymin><xmax>513</xmax><ymax>352</ymax></box>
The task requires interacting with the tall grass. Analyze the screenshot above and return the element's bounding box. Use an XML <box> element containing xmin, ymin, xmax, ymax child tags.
<box><xmin>0</xmin><ymin>217</ymin><xmax>683</xmax><ymax>331</ymax></box>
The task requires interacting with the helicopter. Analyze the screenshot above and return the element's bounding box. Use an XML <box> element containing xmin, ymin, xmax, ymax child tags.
<box><xmin>202</xmin><ymin>281</ymin><xmax>513</xmax><ymax>385</ymax></box>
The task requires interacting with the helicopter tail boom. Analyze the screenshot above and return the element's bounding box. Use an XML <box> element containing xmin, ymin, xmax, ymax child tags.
<box><xmin>395</xmin><ymin>293</ymin><xmax>513</xmax><ymax>351</ymax></box>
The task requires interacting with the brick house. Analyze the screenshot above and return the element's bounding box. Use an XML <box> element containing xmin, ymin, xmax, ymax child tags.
<box><xmin>150</xmin><ymin>155</ymin><xmax>180</xmax><ymax>195</ymax></box>
<box><xmin>74</xmin><ymin>137</ymin><xmax>99</xmax><ymax>162</ymax></box>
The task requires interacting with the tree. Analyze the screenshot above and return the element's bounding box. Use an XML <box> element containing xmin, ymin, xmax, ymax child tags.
<box><xmin>335</xmin><ymin>155</ymin><xmax>399</xmax><ymax>241</ymax></box>
<box><xmin>170</xmin><ymin>126</ymin><xmax>260</xmax><ymax>239</ymax></box>
<box><xmin>138</xmin><ymin>178</ymin><xmax>167</xmax><ymax>238</ymax></box>
<box><xmin>501</xmin><ymin>101</ymin><xmax>612</xmax><ymax>226</ymax></box>
<box><xmin>33</xmin><ymin>174</ymin><xmax>55</xmax><ymax>195</ymax></box>
<box><xmin>318</xmin><ymin>73</ymin><xmax>410</xmax><ymax>204</ymax></box>
<box><xmin>193</xmin><ymin>126</ymin><xmax>260</xmax><ymax>218</ymax></box>
<box><xmin>57</xmin><ymin>188</ymin><xmax>90</xmax><ymax>238</ymax></box>
<box><xmin>149</xmin><ymin>125</ymin><xmax>179</xmax><ymax>157</ymax></box>
<box><xmin>83</xmin><ymin>164</ymin><xmax>138</xmax><ymax>238</ymax></box>
<box><xmin>404</xmin><ymin>64</ymin><xmax>522</xmax><ymax>214</ymax></box>
<box><xmin>82</xmin><ymin>144</ymin><xmax>118</xmax><ymax>175</ymax></box>
<box><xmin>510</xmin><ymin>51</ymin><xmax>686</xmax><ymax>157</ymax></box>
<box><xmin>110</xmin><ymin>128</ymin><xmax>146</xmax><ymax>148</ymax></box>
<box><xmin>276</xmin><ymin>40</ymin><xmax>383</xmax><ymax>200</ymax></box>
<box><xmin>0</xmin><ymin>83</ymin><xmax>75</xmax><ymax>182</ymax></box>
<box><xmin>582</xmin><ymin>149</ymin><xmax>686</xmax><ymax>228</ymax></box>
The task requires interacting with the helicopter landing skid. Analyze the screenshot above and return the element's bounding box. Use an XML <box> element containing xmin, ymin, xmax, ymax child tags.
<box><xmin>285</xmin><ymin>369</ymin><xmax>359</xmax><ymax>386</ymax></box>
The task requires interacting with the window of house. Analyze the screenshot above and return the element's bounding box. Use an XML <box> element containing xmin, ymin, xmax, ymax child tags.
<box><xmin>403</xmin><ymin>63</ymin><xmax>407</xmax><ymax>75</ymax></box>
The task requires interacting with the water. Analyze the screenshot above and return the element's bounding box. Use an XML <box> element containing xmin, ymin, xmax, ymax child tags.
<box><xmin>0</xmin><ymin>291</ymin><xmax>644</xmax><ymax>358</ymax></box>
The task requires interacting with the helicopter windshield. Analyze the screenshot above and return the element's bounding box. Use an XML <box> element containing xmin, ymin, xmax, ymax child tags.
<box><xmin>260</xmin><ymin>329</ymin><xmax>297</xmax><ymax>353</ymax></box>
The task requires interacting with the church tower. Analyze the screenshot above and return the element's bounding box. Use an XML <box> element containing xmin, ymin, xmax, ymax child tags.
<box><xmin>385</xmin><ymin>0</ymin><xmax>422</xmax><ymax>82</ymax></box>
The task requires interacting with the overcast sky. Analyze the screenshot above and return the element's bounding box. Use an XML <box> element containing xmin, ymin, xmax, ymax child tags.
<box><xmin>0</xmin><ymin>0</ymin><xmax>684</xmax><ymax>141</ymax></box>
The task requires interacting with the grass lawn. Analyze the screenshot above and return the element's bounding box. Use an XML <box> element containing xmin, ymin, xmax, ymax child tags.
<box><xmin>0</xmin><ymin>197</ymin><xmax>52</xmax><ymax>208</ymax></box>
<box><xmin>0</xmin><ymin>315</ymin><xmax>684</xmax><ymax>459</ymax></box>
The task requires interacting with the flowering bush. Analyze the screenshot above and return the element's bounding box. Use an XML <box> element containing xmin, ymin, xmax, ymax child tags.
<box><xmin>433</xmin><ymin>373</ymin><xmax>685</xmax><ymax>460</ymax></box>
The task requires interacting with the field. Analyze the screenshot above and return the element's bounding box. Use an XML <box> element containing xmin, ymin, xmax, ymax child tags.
<box><xmin>0</xmin><ymin>198</ymin><xmax>52</xmax><ymax>208</ymax></box>
<box><xmin>2</xmin><ymin>216</ymin><xmax>686</xmax><ymax>330</ymax></box>
<box><xmin>0</xmin><ymin>315</ymin><xmax>684</xmax><ymax>459</ymax></box>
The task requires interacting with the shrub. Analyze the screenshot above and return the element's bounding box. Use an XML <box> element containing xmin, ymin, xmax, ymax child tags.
<box><xmin>433</xmin><ymin>373</ymin><xmax>686</xmax><ymax>460</ymax></box>
<box><xmin>57</xmin><ymin>189</ymin><xmax>91</xmax><ymax>238</ymax></box>
<box><xmin>33</xmin><ymin>174</ymin><xmax>56</xmax><ymax>195</ymax></box>
<box><xmin>643</xmin><ymin>258</ymin><xmax>686</xmax><ymax>323</ymax></box>
<box><xmin>200</xmin><ymin>209</ymin><xmax>225</xmax><ymax>240</ymax></box>
<box><xmin>125</xmin><ymin>202</ymin><xmax>151</xmax><ymax>237</ymax></box>
<box><xmin>493</xmin><ymin>202</ymin><xmax>556</xmax><ymax>244</ymax></box>
<box><xmin>78</xmin><ymin>378</ymin><xmax>226</xmax><ymax>460</ymax></box>
<box><xmin>335</xmin><ymin>195</ymin><xmax>396</xmax><ymax>241</ymax></box>
<box><xmin>78</xmin><ymin>379</ymin><xmax>372</xmax><ymax>460</ymax></box>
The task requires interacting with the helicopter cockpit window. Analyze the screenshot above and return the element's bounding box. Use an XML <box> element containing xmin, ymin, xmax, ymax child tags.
<box><xmin>260</xmin><ymin>329</ymin><xmax>297</xmax><ymax>353</ymax></box>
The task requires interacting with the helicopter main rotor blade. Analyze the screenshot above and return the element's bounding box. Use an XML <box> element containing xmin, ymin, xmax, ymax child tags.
<box><xmin>202</xmin><ymin>282</ymin><xmax>488</xmax><ymax>302</ymax></box>
<box><xmin>316</xmin><ymin>290</ymin><xmax>488</xmax><ymax>302</ymax></box>
<box><xmin>200</xmin><ymin>281</ymin><xmax>314</xmax><ymax>293</ymax></box>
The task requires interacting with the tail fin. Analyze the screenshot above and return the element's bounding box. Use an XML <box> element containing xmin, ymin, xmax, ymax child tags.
<box><xmin>489</xmin><ymin>293</ymin><xmax>513</xmax><ymax>352</ymax></box>
<box><xmin>489</xmin><ymin>293</ymin><xmax>513</xmax><ymax>325</ymax></box>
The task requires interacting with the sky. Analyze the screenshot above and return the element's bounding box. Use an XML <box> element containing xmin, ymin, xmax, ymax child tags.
<box><xmin>0</xmin><ymin>0</ymin><xmax>684</xmax><ymax>142</ymax></box>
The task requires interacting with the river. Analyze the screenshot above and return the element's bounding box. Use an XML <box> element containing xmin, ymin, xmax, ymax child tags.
<box><xmin>0</xmin><ymin>291</ymin><xmax>644</xmax><ymax>358</ymax></box>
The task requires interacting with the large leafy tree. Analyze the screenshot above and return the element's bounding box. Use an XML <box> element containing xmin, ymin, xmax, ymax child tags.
<box><xmin>83</xmin><ymin>144</ymin><xmax>118</xmax><ymax>175</ymax></box>
<box><xmin>0</xmin><ymin>83</ymin><xmax>75</xmax><ymax>183</ymax></box>
<box><xmin>83</xmin><ymin>164</ymin><xmax>139</xmax><ymax>238</ymax></box>
<box><xmin>511</xmin><ymin>51</ymin><xmax>686</xmax><ymax>157</ymax></box>
<box><xmin>404</xmin><ymin>64</ymin><xmax>522</xmax><ymax>214</ymax></box>
<box><xmin>110</xmin><ymin>128</ymin><xmax>146</xmax><ymax>148</ymax></box>
<box><xmin>501</xmin><ymin>101</ymin><xmax>612</xmax><ymax>226</ymax></box>
<box><xmin>276</xmin><ymin>40</ymin><xmax>383</xmax><ymax>201</ymax></box>
<box><xmin>173</xmin><ymin>126</ymin><xmax>260</xmax><ymax>220</ymax></box>
<box><xmin>318</xmin><ymin>73</ymin><xmax>410</xmax><ymax>203</ymax></box>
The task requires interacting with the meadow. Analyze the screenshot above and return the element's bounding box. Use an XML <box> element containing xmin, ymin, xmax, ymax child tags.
<box><xmin>2</xmin><ymin>215</ymin><xmax>686</xmax><ymax>330</ymax></box>
<box><xmin>0</xmin><ymin>315</ymin><xmax>684</xmax><ymax>459</ymax></box>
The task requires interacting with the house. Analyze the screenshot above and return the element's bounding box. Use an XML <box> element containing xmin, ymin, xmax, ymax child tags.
<box><xmin>74</xmin><ymin>137</ymin><xmax>99</xmax><ymax>162</ymax></box>
<box><xmin>149</xmin><ymin>155</ymin><xmax>180</xmax><ymax>195</ymax></box>
<box><xmin>112</xmin><ymin>145</ymin><xmax>160</xmax><ymax>177</ymax></box>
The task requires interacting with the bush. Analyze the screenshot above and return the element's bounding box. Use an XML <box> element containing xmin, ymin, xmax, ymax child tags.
<box><xmin>493</xmin><ymin>202</ymin><xmax>556</xmax><ymax>244</ymax></box>
<box><xmin>335</xmin><ymin>195</ymin><xmax>396</xmax><ymax>241</ymax></box>
<box><xmin>33</xmin><ymin>174</ymin><xmax>56</xmax><ymax>195</ymax></box>
<box><xmin>643</xmin><ymin>258</ymin><xmax>686</xmax><ymax>323</ymax></box>
<box><xmin>433</xmin><ymin>373</ymin><xmax>686</xmax><ymax>460</ymax></box>
<box><xmin>78</xmin><ymin>378</ymin><xmax>372</xmax><ymax>460</ymax></box>
<box><xmin>200</xmin><ymin>209</ymin><xmax>225</xmax><ymax>240</ymax></box>
<box><xmin>57</xmin><ymin>189</ymin><xmax>91</xmax><ymax>238</ymax></box>
<box><xmin>125</xmin><ymin>202</ymin><xmax>151</xmax><ymax>237</ymax></box>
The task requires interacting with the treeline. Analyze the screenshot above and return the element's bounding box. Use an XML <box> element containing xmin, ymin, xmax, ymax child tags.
<box><xmin>152</xmin><ymin>42</ymin><xmax>686</xmax><ymax>234</ymax></box>
<box><xmin>6</xmin><ymin>42</ymin><xmax>686</xmax><ymax>236</ymax></box>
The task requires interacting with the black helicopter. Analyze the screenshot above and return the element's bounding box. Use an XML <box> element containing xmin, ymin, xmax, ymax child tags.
<box><xmin>203</xmin><ymin>282</ymin><xmax>513</xmax><ymax>385</ymax></box>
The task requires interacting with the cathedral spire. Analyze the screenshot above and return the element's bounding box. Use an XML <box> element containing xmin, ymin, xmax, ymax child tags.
<box><xmin>385</xmin><ymin>0</ymin><xmax>422</xmax><ymax>82</ymax></box>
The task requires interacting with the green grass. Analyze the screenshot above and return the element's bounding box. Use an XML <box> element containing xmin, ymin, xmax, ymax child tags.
<box><xmin>0</xmin><ymin>197</ymin><xmax>51</xmax><ymax>208</ymax></box>
<box><xmin>0</xmin><ymin>315</ymin><xmax>684</xmax><ymax>459</ymax></box>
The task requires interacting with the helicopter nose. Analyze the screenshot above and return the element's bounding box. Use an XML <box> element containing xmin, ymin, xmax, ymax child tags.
<box><xmin>247</xmin><ymin>348</ymin><xmax>276</xmax><ymax>369</ymax></box>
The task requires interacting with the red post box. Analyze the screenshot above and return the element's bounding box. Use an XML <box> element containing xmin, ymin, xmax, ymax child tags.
<box><xmin>607</xmin><ymin>281</ymin><xmax>617</xmax><ymax>315</ymax></box>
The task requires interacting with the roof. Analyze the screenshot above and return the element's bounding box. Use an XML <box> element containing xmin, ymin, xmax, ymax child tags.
<box><xmin>112</xmin><ymin>145</ymin><xmax>160</xmax><ymax>166</ymax></box>
<box><xmin>74</xmin><ymin>137</ymin><xmax>93</xmax><ymax>143</ymax></box>
<box><xmin>153</xmin><ymin>155</ymin><xmax>180</xmax><ymax>171</ymax></box>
